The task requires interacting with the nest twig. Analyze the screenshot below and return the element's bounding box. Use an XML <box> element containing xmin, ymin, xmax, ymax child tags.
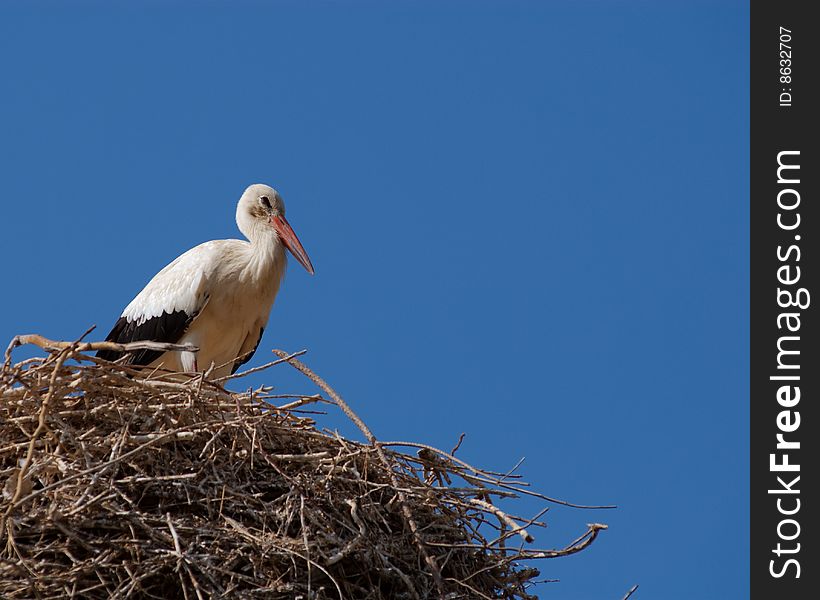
<box><xmin>0</xmin><ymin>334</ymin><xmax>609</xmax><ymax>599</ymax></box>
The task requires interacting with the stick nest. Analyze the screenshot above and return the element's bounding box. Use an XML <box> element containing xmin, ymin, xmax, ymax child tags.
<box><xmin>0</xmin><ymin>336</ymin><xmax>607</xmax><ymax>599</ymax></box>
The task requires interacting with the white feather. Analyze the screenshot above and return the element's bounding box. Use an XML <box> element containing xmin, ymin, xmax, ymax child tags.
<box><xmin>121</xmin><ymin>240</ymin><xmax>221</xmax><ymax>324</ymax></box>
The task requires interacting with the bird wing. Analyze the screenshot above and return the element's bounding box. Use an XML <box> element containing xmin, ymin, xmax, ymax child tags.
<box><xmin>97</xmin><ymin>241</ymin><xmax>222</xmax><ymax>366</ymax></box>
<box><xmin>231</xmin><ymin>326</ymin><xmax>265</xmax><ymax>374</ymax></box>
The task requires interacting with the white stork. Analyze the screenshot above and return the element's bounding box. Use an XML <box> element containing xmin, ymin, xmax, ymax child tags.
<box><xmin>97</xmin><ymin>183</ymin><xmax>314</xmax><ymax>378</ymax></box>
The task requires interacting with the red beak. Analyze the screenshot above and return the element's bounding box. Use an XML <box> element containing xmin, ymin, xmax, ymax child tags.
<box><xmin>270</xmin><ymin>214</ymin><xmax>315</xmax><ymax>275</ymax></box>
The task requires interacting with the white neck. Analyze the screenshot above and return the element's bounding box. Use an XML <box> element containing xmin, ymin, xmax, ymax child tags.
<box><xmin>239</xmin><ymin>215</ymin><xmax>287</xmax><ymax>286</ymax></box>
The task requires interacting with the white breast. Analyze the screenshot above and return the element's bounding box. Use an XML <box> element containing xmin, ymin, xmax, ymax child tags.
<box><xmin>120</xmin><ymin>239</ymin><xmax>286</xmax><ymax>378</ymax></box>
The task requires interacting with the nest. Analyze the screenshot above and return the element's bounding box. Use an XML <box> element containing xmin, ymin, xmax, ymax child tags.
<box><xmin>0</xmin><ymin>334</ymin><xmax>607</xmax><ymax>599</ymax></box>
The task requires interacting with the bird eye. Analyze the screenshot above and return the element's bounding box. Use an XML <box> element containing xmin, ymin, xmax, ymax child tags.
<box><xmin>259</xmin><ymin>196</ymin><xmax>272</xmax><ymax>209</ymax></box>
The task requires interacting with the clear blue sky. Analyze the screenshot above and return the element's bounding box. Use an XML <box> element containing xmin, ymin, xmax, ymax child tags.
<box><xmin>1</xmin><ymin>2</ymin><xmax>749</xmax><ymax>598</ymax></box>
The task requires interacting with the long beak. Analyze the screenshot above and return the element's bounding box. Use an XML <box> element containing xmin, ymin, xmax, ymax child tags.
<box><xmin>270</xmin><ymin>214</ymin><xmax>315</xmax><ymax>275</ymax></box>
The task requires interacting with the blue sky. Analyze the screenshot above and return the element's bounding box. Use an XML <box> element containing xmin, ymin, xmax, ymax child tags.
<box><xmin>0</xmin><ymin>2</ymin><xmax>749</xmax><ymax>598</ymax></box>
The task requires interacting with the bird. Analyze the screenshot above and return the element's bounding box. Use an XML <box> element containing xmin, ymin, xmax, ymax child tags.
<box><xmin>96</xmin><ymin>183</ymin><xmax>314</xmax><ymax>378</ymax></box>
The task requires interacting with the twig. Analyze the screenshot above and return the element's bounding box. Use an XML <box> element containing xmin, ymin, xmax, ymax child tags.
<box><xmin>529</xmin><ymin>523</ymin><xmax>608</xmax><ymax>558</ymax></box>
<box><xmin>213</xmin><ymin>349</ymin><xmax>308</xmax><ymax>383</ymax></box>
<box><xmin>469</xmin><ymin>498</ymin><xmax>534</xmax><ymax>543</ymax></box>
<box><xmin>166</xmin><ymin>512</ymin><xmax>184</xmax><ymax>558</ymax></box>
<box><xmin>451</xmin><ymin>432</ymin><xmax>466</xmax><ymax>455</ymax></box>
<box><xmin>380</xmin><ymin>440</ymin><xmax>616</xmax><ymax>509</ymax></box>
<box><xmin>4</xmin><ymin>333</ymin><xmax>198</xmax><ymax>365</ymax></box>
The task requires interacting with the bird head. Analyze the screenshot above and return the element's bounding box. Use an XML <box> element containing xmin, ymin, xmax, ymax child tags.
<box><xmin>238</xmin><ymin>184</ymin><xmax>315</xmax><ymax>275</ymax></box>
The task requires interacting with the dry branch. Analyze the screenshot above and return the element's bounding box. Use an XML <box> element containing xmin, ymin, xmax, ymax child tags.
<box><xmin>0</xmin><ymin>335</ymin><xmax>610</xmax><ymax>599</ymax></box>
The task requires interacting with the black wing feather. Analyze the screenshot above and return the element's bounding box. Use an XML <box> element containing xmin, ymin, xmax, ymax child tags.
<box><xmin>231</xmin><ymin>327</ymin><xmax>264</xmax><ymax>374</ymax></box>
<box><xmin>96</xmin><ymin>310</ymin><xmax>196</xmax><ymax>366</ymax></box>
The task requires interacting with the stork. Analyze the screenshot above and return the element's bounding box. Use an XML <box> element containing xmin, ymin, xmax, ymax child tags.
<box><xmin>96</xmin><ymin>183</ymin><xmax>314</xmax><ymax>378</ymax></box>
